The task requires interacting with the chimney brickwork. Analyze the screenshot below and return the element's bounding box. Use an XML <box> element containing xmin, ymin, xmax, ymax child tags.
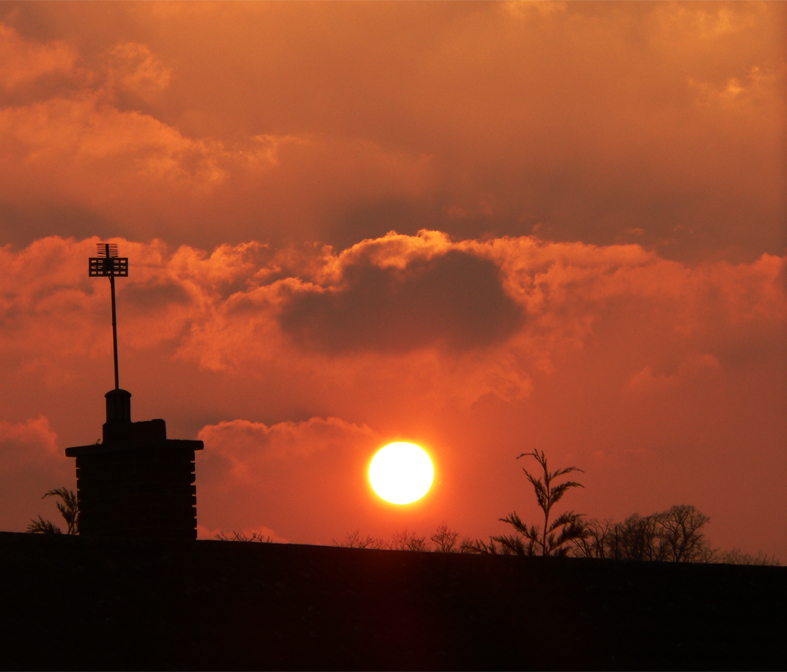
<box><xmin>65</xmin><ymin>390</ymin><xmax>203</xmax><ymax>538</ymax></box>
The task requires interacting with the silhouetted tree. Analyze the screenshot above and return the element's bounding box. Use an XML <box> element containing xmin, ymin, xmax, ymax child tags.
<box><xmin>614</xmin><ymin>512</ymin><xmax>666</xmax><ymax>561</ymax></box>
<box><xmin>658</xmin><ymin>504</ymin><xmax>712</xmax><ymax>562</ymax></box>
<box><xmin>215</xmin><ymin>530</ymin><xmax>273</xmax><ymax>543</ymax></box>
<box><xmin>336</xmin><ymin>525</ymin><xmax>477</xmax><ymax>552</ymax></box>
<box><xmin>390</xmin><ymin>529</ymin><xmax>428</xmax><ymax>551</ymax></box>
<box><xmin>27</xmin><ymin>487</ymin><xmax>78</xmax><ymax>535</ymax></box>
<box><xmin>571</xmin><ymin>517</ymin><xmax>615</xmax><ymax>559</ymax></box>
<box><xmin>431</xmin><ymin>523</ymin><xmax>460</xmax><ymax>552</ymax></box>
<box><xmin>459</xmin><ymin>537</ymin><xmax>478</xmax><ymax>553</ymax></box>
<box><xmin>715</xmin><ymin>547</ymin><xmax>780</xmax><ymax>566</ymax></box>
<box><xmin>334</xmin><ymin>529</ymin><xmax>388</xmax><ymax>549</ymax></box>
<box><xmin>490</xmin><ymin>450</ymin><xmax>585</xmax><ymax>556</ymax></box>
<box><xmin>571</xmin><ymin>505</ymin><xmax>713</xmax><ymax>562</ymax></box>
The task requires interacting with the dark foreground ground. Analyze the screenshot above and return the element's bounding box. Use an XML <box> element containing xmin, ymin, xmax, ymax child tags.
<box><xmin>1</xmin><ymin>532</ymin><xmax>784</xmax><ymax>671</ymax></box>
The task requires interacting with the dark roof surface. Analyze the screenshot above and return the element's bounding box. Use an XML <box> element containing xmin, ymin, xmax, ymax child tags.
<box><xmin>1</xmin><ymin>532</ymin><xmax>784</xmax><ymax>670</ymax></box>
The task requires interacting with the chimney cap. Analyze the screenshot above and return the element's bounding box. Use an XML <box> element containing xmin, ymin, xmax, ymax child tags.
<box><xmin>105</xmin><ymin>388</ymin><xmax>132</xmax><ymax>424</ymax></box>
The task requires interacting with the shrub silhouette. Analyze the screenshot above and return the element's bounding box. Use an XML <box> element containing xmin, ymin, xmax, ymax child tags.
<box><xmin>482</xmin><ymin>450</ymin><xmax>585</xmax><ymax>556</ymax></box>
<box><xmin>715</xmin><ymin>547</ymin><xmax>780</xmax><ymax>566</ymax></box>
<box><xmin>215</xmin><ymin>530</ymin><xmax>273</xmax><ymax>543</ymax></box>
<box><xmin>27</xmin><ymin>487</ymin><xmax>78</xmax><ymax>535</ymax></box>
<box><xmin>334</xmin><ymin>529</ymin><xmax>388</xmax><ymax>549</ymax></box>
<box><xmin>335</xmin><ymin>525</ymin><xmax>475</xmax><ymax>552</ymax></box>
<box><xmin>390</xmin><ymin>529</ymin><xmax>429</xmax><ymax>551</ymax></box>
<box><xmin>431</xmin><ymin>523</ymin><xmax>460</xmax><ymax>552</ymax></box>
<box><xmin>572</xmin><ymin>505</ymin><xmax>713</xmax><ymax>562</ymax></box>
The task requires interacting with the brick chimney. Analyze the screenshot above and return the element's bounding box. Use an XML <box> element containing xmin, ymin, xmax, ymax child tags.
<box><xmin>65</xmin><ymin>389</ymin><xmax>203</xmax><ymax>538</ymax></box>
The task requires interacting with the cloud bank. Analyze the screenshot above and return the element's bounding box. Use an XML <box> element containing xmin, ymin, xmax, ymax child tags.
<box><xmin>0</xmin><ymin>3</ymin><xmax>783</xmax><ymax>256</ymax></box>
<box><xmin>0</xmin><ymin>232</ymin><xmax>783</xmax><ymax>553</ymax></box>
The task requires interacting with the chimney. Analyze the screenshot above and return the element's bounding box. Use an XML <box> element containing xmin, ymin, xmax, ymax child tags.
<box><xmin>65</xmin><ymin>390</ymin><xmax>204</xmax><ymax>538</ymax></box>
<box><xmin>105</xmin><ymin>388</ymin><xmax>131</xmax><ymax>424</ymax></box>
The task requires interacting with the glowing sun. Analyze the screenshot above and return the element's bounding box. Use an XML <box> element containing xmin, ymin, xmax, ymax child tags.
<box><xmin>369</xmin><ymin>442</ymin><xmax>434</xmax><ymax>505</ymax></box>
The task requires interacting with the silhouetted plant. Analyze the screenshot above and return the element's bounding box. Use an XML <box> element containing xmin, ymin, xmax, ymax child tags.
<box><xmin>571</xmin><ymin>517</ymin><xmax>615</xmax><ymax>559</ymax></box>
<box><xmin>571</xmin><ymin>505</ymin><xmax>713</xmax><ymax>562</ymax></box>
<box><xmin>26</xmin><ymin>516</ymin><xmax>63</xmax><ymax>535</ymax></box>
<box><xmin>390</xmin><ymin>529</ymin><xmax>428</xmax><ymax>551</ymax></box>
<box><xmin>431</xmin><ymin>523</ymin><xmax>460</xmax><ymax>552</ymax></box>
<box><xmin>27</xmin><ymin>487</ymin><xmax>78</xmax><ymax>535</ymax></box>
<box><xmin>215</xmin><ymin>530</ymin><xmax>273</xmax><ymax>542</ymax></box>
<box><xmin>572</xmin><ymin>512</ymin><xmax>660</xmax><ymax>560</ymax></box>
<box><xmin>458</xmin><ymin>537</ymin><xmax>478</xmax><ymax>553</ymax></box>
<box><xmin>334</xmin><ymin>529</ymin><xmax>388</xmax><ymax>549</ymax></box>
<box><xmin>468</xmin><ymin>537</ymin><xmax>508</xmax><ymax>554</ymax></box>
<box><xmin>658</xmin><ymin>504</ymin><xmax>712</xmax><ymax>562</ymax></box>
<box><xmin>490</xmin><ymin>450</ymin><xmax>585</xmax><ymax>556</ymax></box>
<box><xmin>714</xmin><ymin>547</ymin><xmax>780</xmax><ymax>566</ymax></box>
<box><xmin>614</xmin><ymin>512</ymin><xmax>666</xmax><ymax>561</ymax></box>
<box><xmin>336</xmin><ymin>525</ymin><xmax>476</xmax><ymax>552</ymax></box>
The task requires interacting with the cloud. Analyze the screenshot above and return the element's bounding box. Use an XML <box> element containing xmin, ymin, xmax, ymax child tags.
<box><xmin>279</xmin><ymin>248</ymin><xmax>524</xmax><ymax>354</ymax></box>
<box><xmin>0</xmin><ymin>4</ymin><xmax>783</xmax><ymax>256</ymax></box>
<box><xmin>105</xmin><ymin>42</ymin><xmax>171</xmax><ymax>101</ymax></box>
<box><xmin>0</xmin><ymin>22</ymin><xmax>75</xmax><ymax>91</ymax></box>
<box><xmin>196</xmin><ymin>417</ymin><xmax>379</xmax><ymax>542</ymax></box>
<box><xmin>198</xmin><ymin>416</ymin><xmax>377</xmax><ymax>479</ymax></box>
<box><xmin>2</xmin><ymin>233</ymin><xmax>782</xmax><ymax>413</ymax></box>
<box><xmin>0</xmin><ymin>416</ymin><xmax>71</xmax><ymax>531</ymax></box>
<box><xmin>0</xmin><ymin>416</ymin><xmax>59</xmax><ymax>474</ymax></box>
<box><xmin>628</xmin><ymin>353</ymin><xmax>722</xmax><ymax>394</ymax></box>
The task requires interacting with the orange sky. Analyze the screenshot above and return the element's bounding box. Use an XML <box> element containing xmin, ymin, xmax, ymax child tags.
<box><xmin>0</xmin><ymin>2</ymin><xmax>784</xmax><ymax>560</ymax></box>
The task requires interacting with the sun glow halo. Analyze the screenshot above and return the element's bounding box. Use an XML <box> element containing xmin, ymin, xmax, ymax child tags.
<box><xmin>369</xmin><ymin>442</ymin><xmax>434</xmax><ymax>505</ymax></box>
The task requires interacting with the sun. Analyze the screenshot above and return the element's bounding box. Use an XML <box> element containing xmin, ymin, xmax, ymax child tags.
<box><xmin>369</xmin><ymin>442</ymin><xmax>434</xmax><ymax>505</ymax></box>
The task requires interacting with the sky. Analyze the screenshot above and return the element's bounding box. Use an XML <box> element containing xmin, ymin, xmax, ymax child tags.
<box><xmin>0</xmin><ymin>2</ymin><xmax>784</xmax><ymax>560</ymax></box>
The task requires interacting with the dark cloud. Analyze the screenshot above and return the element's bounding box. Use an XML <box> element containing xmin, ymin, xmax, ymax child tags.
<box><xmin>0</xmin><ymin>201</ymin><xmax>116</xmax><ymax>248</ymax></box>
<box><xmin>328</xmin><ymin>196</ymin><xmax>425</xmax><ymax>251</ymax></box>
<box><xmin>121</xmin><ymin>280</ymin><xmax>190</xmax><ymax>311</ymax></box>
<box><xmin>279</xmin><ymin>249</ymin><xmax>523</xmax><ymax>354</ymax></box>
